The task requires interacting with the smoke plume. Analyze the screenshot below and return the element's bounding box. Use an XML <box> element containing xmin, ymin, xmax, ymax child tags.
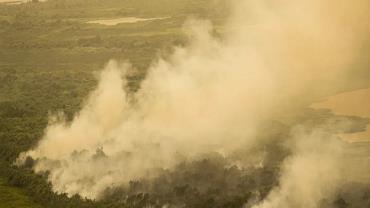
<box><xmin>17</xmin><ymin>0</ymin><xmax>370</xmax><ymax>204</ymax></box>
<box><xmin>249</xmin><ymin>128</ymin><xmax>344</xmax><ymax>208</ymax></box>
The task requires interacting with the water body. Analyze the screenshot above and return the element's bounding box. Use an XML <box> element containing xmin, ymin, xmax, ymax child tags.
<box><xmin>0</xmin><ymin>0</ymin><xmax>25</xmax><ymax>4</ymax></box>
<box><xmin>0</xmin><ymin>0</ymin><xmax>46</xmax><ymax>5</ymax></box>
<box><xmin>311</xmin><ymin>88</ymin><xmax>370</xmax><ymax>143</ymax></box>
<box><xmin>87</xmin><ymin>17</ymin><xmax>168</xmax><ymax>26</ymax></box>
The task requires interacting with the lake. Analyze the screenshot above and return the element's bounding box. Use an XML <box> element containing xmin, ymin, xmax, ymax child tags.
<box><xmin>0</xmin><ymin>0</ymin><xmax>46</xmax><ymax>5</ymax></box>
<box><xmin>87</xmin><ymin>17</ymin><xmax>168</xmax><ymax>26</ymax></box>
<box><xmin>0</xmin><ymin>0</ymin><xmax>25</xmax><ymax>4</ymax></box>
<box><xmin>311</xmin><ymin>88</ymin><xmax>370</xmax><ymax>143</ymax></box>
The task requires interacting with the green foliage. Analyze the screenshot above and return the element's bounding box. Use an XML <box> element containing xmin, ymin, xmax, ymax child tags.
<box><xmin>0</xmin><ymin>177</ymin><xmax>42</xmax><ymax>208</ymax></box>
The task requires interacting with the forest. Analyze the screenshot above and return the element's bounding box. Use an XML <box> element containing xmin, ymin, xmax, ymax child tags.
<box><xmin>0</xmin><ymin>0</ymin><xmax>370</xmax><ymax>208</ymax></box>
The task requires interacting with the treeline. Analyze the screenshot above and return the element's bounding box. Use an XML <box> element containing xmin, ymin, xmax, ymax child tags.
<box><xmin>0</xmin><ymin>153</ymin><xmax>280</xmax><ymax>208</ymax></box>
<box><xmin>99</xmin><ymin>155</ymin><xmax>280</xmax><ymax>208</ymax></box>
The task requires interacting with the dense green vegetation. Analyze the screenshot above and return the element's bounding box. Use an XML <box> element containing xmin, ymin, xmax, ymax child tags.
<box><xmin>0</xmin><ymin>177</ymin><xmax>41</xmax><ymax>208</ymax></box>
<box><xmin>0</xmin><ymin>0</ymin><xmax>369</xmax><ymax>207</ymax></box>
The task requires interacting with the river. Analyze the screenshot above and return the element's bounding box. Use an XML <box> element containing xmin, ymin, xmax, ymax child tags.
<box><xmin>311</xmin><ymin>88</ymin><xmax>370</xmax><ymax>143</ymax></box>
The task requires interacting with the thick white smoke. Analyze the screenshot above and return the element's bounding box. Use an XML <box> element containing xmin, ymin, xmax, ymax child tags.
<box><xmin>17</xmin><ymin>0</ymin><xmax>369</xmax><ymax>204</ymax></box>
<box><xmin>249</xmin><ymin>128</ymin><xmax>344</xmax><ymax>208</ymax></box>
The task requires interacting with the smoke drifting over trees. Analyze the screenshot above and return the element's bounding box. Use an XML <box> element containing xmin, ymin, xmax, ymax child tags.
<box><xmin>15</xmin><ymin>0</ymin><xmax>370</xmax><ymax>207</ymax></box>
